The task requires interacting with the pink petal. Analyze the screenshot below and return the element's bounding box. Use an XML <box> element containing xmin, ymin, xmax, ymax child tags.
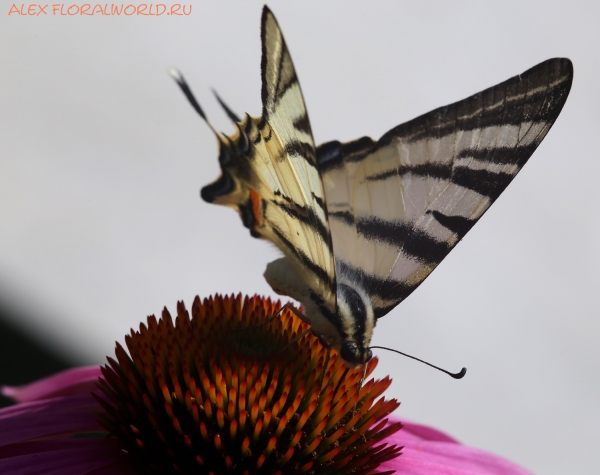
<box><xmin>381</xmin><ymin>419</ymin><xmax>533</xmax><ymax>475</ymax></box>
<box><xmin>0</xmin><ymin>368</ymin><xmax>532</xmax><ymax>475</ymax></box>
<box><xmin>1</xmin><ymin>367</ymin><xmax>102</xmax><ymax>403</ymax></box>
<box><xmin>0</xmin><ymin>393</ymin><xmax>102</xmax><ymax>447</ymax></box>
<box><xmin>0</xmin><ymin>438</ymin><xmax>141</xmax><ymax>475</ymax></box>
<box><xmin>400</xmin><ymin>421</ymin><xmax>460</xmax><ymax>443</ymax></box>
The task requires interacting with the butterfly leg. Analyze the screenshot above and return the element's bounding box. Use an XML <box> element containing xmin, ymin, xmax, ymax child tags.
<box><xmin>358</xmin><ymin>360</ymin><xmax>369</xmax><ymax>390</ymax></box>
<box><xmin>256</xmin><ymin>302</ymin><xmax>294</xmax><ymax>327</ymax></box>
<box><xmin>231</xmin><ymin>301</ymin><xmax>304</xmax><ymax>333</ymax></box>
<box><xmin>317</xmin><ymin>346</ymin><xmax>332</xmax><ymax>397</ymax></box>
<box><xmin>277</xmin><ymin>327</ymin><xmax>312</xmax><ymax>353</ymax></box>
<box><xmin>279</xmin><ymin>301</ymin><xmax>312</xmax><ymax>325</ymax></box>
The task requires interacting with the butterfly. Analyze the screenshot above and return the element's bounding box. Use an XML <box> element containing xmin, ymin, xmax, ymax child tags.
<box><xmin>172</xmin><ymin>6</ymin><xmax>572</xmax><ymax>368</ymax></box>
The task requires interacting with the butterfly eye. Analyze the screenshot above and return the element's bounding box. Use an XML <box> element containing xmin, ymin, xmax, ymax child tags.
<box><xmin>366</xmin><ymin>349</ymin><xmax>373</xmax><ymax>361</ymax></box>
<box><xmin>340</xmin><ymin>342</ymin><xmax>358</xmax><ymax>364</ymax></box>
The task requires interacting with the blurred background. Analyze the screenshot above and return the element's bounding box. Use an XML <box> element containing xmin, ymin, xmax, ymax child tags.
<box><xmin>0</xmin><ymin>1</ymin><xmax>598</xmax><ymax>473</ymax></box>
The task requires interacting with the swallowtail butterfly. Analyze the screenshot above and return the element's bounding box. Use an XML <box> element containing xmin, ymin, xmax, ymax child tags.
<box><xmin>173</xmin><ymin>6</ymin><xmax>572</xmax><ymax>368</ymax></box>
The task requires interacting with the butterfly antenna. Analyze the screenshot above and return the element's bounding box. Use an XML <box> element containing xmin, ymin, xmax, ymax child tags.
<box><xmin>359</xmin><ymin>360</ymin><xmax>368</xmax><ymax>389</ymax></box>
<box><xmin>168</xmin><ymin>68</ymin><xmax>220</xmax><ymax>136</ymax></box>
<box><xmin>212</xmin><ymin>89</ymin><xmax>242</xmax><ymax>123</ymax></box>
<box><xmin>278</xmin><ymin>328</ymin><xmax>312</xmax><ymax>353</ymax></box>
<box><xmin>346</xmin><ymin>361</ymin><xmax>369</xmax><ymax>416</ymax></box>
<box><xmin>231</xmin><ymin>304</ymin><xmax>283</xmax><ymax>333</ymax></box>
<box><xmin>369</xmin><ymin>346</ymin><xmax>467</xmax><ymax>379</ymax></box>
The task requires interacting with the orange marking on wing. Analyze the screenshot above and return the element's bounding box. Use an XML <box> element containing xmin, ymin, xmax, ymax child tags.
<box><xmin>249</xmin><ymin>189</ymin><xmax>262</xmax><ymax>227</ymax></box>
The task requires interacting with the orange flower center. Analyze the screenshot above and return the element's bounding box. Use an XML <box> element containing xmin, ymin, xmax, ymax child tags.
<box><xmin>96</xmin><ymin>294</ymin><xmax>401</xmax><ymax>474</ymax></box>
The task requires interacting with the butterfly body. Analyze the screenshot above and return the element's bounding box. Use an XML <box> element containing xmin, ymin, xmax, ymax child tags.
<box><xmin>179</xmin><ymin>6</ymin><xmax>572</xmax><ymax>367</ymax></box>
<box><xmin>266</xmin><ymin>257</ymin><xmax>376</xmax><ymax>366</ymax></box>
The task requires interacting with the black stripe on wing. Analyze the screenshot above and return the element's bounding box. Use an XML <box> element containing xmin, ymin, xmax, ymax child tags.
<box><xmin>281</xmin><ymin>140</ymin><xmax>317</xmax><ymax>166</ymax></box>
<box><xmin>309</xmin><ymin>290</ymin><xmax>344</xmax><ymax>336</ymax></box>
<box><xmin>293</xmin><ymin>113</ymin><xmax>313</xmax><ymax>136</ymax></box>
<box><xmin>272</xmin><ymin>198</ymin><xmax>332</xmax><ymax>252</ymax></box>
<box><xmin>272</xmin><ymin>226</ymin><xmax>335</xmax><ymax>295</ymax></box>
<box><xmin>366</xmin><ymin>163</ymin><xmax>453</xmax><ymax>182</ymax></box>
<box><xmin>311</xmin><ymin>192</ymin><xmax>326</xmax><ymax>213</ymax></box>
<box><xmin>356</xmin><ymin>217</ymin><xmax>451</xmax><ymax>265</ymax></box>
<box><xmin>365</xmin><ymin>142</ymin><xmax>540</xmax><ymax>183</ymax></box>
<box><xmin>275</xmin><ymin>71</ymin><xmax>299</xmax><ymax>109</ymax></box>
<box><xmin>451</xmin><ymin>166</ymin><xmax>515</xmax><ymax>201</ymax></box>
<box><xmin>364</xmin><ymin>162</ymin><xmax>517</xmax><ymax>201</ymax></box>
<box><xmin>316</xmin><ymin>137</ymin><xmax>376</xmax><ymax>172</ymax></box>
<box><xmin>456</xmin><ymin>144</ymin><xmax>539</xmax><ymax>165</ymax></box>
<box><xmin>337</xmin><ymin>261</ymin><xmax>420</xmax><ymax>319</ymax></box>
<box><xmin>329</xmin><ymin>210</ymin><xmax>355</xmax><ymax>226</ymax></box>
<box><xmin>427</xmin><ymin>210</ymin><xmax>477</xmax><ymax>237</ymax></box>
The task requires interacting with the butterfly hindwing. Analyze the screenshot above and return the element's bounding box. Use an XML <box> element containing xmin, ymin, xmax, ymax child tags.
<box><xmin>202</xmin><ymin>7</ymin><xmax>337</xmax><ymax>316</ymax></box>
<box><xmin>317</xmin><ymin>58</ymin><xmax>573</xmax><ymax>319</ymax></box>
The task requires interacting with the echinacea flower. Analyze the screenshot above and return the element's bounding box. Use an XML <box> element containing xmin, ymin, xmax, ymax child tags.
<box><xmin>0</xmin><ymin>294</ymin><xmax>533</xmax><ymax>475</ymax></box>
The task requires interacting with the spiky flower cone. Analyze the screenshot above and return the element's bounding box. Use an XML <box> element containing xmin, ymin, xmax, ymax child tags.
<box><xmin>96</xmin><ymin>294</ymin><xmax>401</xmax><ymax>474</ymax></box>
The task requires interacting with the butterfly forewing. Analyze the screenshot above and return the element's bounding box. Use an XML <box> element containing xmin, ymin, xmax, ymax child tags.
<box><xmin>317</xmin><ymin>58</ymin><xmax>573</xmax><ymax>318</ymax></box>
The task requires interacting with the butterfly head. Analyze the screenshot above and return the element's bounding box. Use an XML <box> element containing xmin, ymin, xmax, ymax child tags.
<box><xmin>339</xmin><ymin>342</ymin><xmax>373</xmax><ymax>368</ymax></box>
<box><xmin>334</xmin><ymin>283</ymin><xmax>376</xmax><ymax>368</ymax></box>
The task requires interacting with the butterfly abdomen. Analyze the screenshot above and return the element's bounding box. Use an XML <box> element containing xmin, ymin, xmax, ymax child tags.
<box><xmin>335</xmin><ymin>283</ymin><xmax>375</xmax><ymax>366</ymax></box>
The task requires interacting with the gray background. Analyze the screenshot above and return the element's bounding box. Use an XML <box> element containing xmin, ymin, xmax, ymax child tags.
<box><xmin>1</xmin><ymin>1</ymin><xmax>598</xmax><ymax>473</ymax></box>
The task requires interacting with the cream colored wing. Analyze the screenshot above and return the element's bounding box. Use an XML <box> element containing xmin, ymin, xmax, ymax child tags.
<box><xmin>317</xmin><ymin>58</ymin><xmax>573</xmax><ymax>318</ymax></box>
<box><xmin>201</xmin><ymin>6</ymin><xmax>337</xmax><ymax>317</ymax></box>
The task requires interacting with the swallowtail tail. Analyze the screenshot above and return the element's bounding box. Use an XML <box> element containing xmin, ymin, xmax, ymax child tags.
<box><xmin>173</xmin><ymin>6</ymin><xmax>572</xmax><ymax>368</ymax></box>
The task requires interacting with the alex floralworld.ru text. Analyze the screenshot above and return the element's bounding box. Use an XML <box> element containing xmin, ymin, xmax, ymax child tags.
<box><xmin>8</xmin><ymin>4</ymin><xmax>193</xmax><ymax>16</ymax></box>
